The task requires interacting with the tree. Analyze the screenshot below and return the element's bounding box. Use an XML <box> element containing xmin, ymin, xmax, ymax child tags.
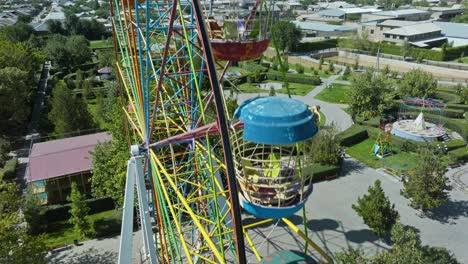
<box><xmin>82</xmin><ymin>79</ymin><xmax>93</xmax><ymax>100</ymax></box>
<box><xmin>299</xmin><ymin>0</ymin><xmax>316</xmax><ymax>9</ymax></box>
<box><xmin>348</xmin><ymin>69</ymin><xmax>393</xmax><ymax>119</ymax></box>
<box><xmin>68</xmin><ymin>182</ymin><xmax>92</xmax><ymax>238</ymax></box>
<box><xmin>401</xmin><ymin>40</ymin><xmax>411</xmax><ymax>59</ymax></box>
<box><xmin>97</xmin><ymin>49</ymin><xmax>115</xmax><ymax>68</ymax></box>
<box><xmin>91</xmin><ymin>101</ymin><xmax>129</xmax><ymax>207</ymax></box>
<box><xmin>22</xmin><ymin>187</ymin><xmax>44</xmax><ymax>235</ymax></box>
<box><xmin>45</xmin><ymin>34</ymin><xmax>91</xmax><ymax>69</ymax></box>
<box><xmin>336</xmin><ymin>247</ymin><xmax>368</xmax><ymax>264</ymax></box>
<box><xmin>0</xmin><ymin>67</ymin><xmax>31</xmax><ymax>130</ymax></box>
<box><xmin>319</xmin><ymin>56</ymin><xmax>324</xmax><ymax>70</ymax></box>
<box><xmin>343</xmin><ymin>65</ymin><xmax>351</xmax><ymax>76</ymax></box>
<box><xmin>75</xmin><ymin>19</ymin><xmax>107</xmax><ymax>40</ymax></box>
<box><xmin>328</xmin><ymin>61</ymin><xmax>334</xmax><ymax>72</ymax></box>
<box><xmin>382</xmin><ymin>64</ymin><xmax>390</xmax><ymax>76</ymax></box>
<box><xmin>44</xmin><ymin>34</ymin><xmax>72</xmax><ymax>69</ymax></box>
<box><xmin>66</xmin><ymin>35</ymin><xmax>92</xmax><ymax>67</ymax></box>
<box><xmin>0</xmin><ymin>23</ymin><xmax>34</xmax><ymax>43</ymax></box>
<box><xmin>309</xmin><ymin>123</ymin><xmax>343</xmax><ymax>165</ymax></box>
<box><xmin>48</xmin><ymin>81</ymin><xmax>94</xmax><ymax>136</ymax></box>
<box><xmin>47</xmin><ymin>19</ymin><xmax>64</xmax><ymax>35</ymax></box>
<box><xmin>338</xmin><ymin>221</ymin><xmax>460</xmax><ymax>264</ymax></box>
<box><xmin>0</xmin><ymin>179</ymin><xmax>47</xmax><ymax>264</ymax></box>
<box><xmin>352</xmin><ymin>180</ymin><xmax>399</xmax><ymax>237</ymax></box>
<box><xmin>401</xmin><ymin>148</ymin><xmax>449</xmax><ymax>211</ymax></box>
<box><xmin>271</xmin><ymin>20</ymin><xmax>302</xmax><ymax>53</ymax></box>
<box><xmin>64</xmin><ymin>13</ymin><xmax>80</xmax><ymax>34</ymax></box>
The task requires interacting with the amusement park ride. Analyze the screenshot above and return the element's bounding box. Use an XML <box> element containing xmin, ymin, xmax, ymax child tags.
<box><xmin>109</xmin><ymin>0</ymin><xmax>332</xmax><ymax>262</ymax></box>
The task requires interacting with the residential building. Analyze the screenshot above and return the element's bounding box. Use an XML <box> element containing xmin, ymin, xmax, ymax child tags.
<box><xmin>27</xmin><ymin>132</ymin><xmax>112</xmax><ymax>205</ymax></box>
<box><xmin>433</xmin><ymin>21</ymin><xmax>468</xmax><ymax>47</ymax></box>
<box><xmin>382</xmin><ymin>23</ymin><xmax>446</xmax><ymax>47</ymax></box>
<box><xmin>430</xmin><ymin>6</ymin><xmax>464</xmax><ymax>21</ymax></box>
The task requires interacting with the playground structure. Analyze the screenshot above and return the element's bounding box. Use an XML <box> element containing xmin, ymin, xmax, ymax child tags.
<box><xmin>392</xmin><ymin>97</ymin><xmax>448</xmax><ymax>142</ymax></box>
<box><xmin>372</xmin><ymin>118</ymin><xmax>392</xmax><ymax>158</ymax></box>
<box><xmin>110</xmin><ymin>0</ymin><xmax>333</xmax><ymax>263</ymax></box>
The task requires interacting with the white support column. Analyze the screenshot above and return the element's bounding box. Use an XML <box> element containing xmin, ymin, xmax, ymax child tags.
<box><xmin>118</xmin><ymin>145</ymin><xmax>157</xmax><ymax>264</ymax></box>
<box><xmin>118</xmin><ymin>158</ymin><xmax>136</xmax><ymax>264</ymax></box>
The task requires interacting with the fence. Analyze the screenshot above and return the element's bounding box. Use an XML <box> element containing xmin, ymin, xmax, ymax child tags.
<box><xmin>310</xmin><ymin>48</ymin><xmax>468</xmax><ymax>71</ymax></box>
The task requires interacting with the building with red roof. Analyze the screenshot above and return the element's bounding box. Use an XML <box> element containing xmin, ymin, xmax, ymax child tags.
<box><xmin>27</xmin><ymin>132</ymin><xmax>112</xmax><ymax>205</ymax></box>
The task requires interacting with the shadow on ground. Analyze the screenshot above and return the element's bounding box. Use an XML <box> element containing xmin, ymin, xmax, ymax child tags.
<box><xmin>340</xmin><ymin>158</ymin><xmax>367</xmax><ymax>175</ymax></box>
<box><xmin>48</xmin><ymin>247</ymin><xmax>118</xmax><ymax>264</ymax></box>
<box><xmin>426</xmin><ymin>200</ymin><xmax>468</xmax><ymax>224</ymax></box>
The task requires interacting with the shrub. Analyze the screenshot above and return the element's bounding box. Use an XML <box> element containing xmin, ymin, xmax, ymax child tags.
<box><xmin>314</xmin><ymin>70</ymin><xmax>318</xmax><ymax>75</ymax></box>
<box><xmin>44</xmin><ymin>197</ymin><xmax>115</xmax><ymax>222</ymax></box>
<box><xmin>308</xmin><ymin>124</ymin><xmax>343</xmax><ymax>166</ymax></box>
<box><xmin>295</xmin><ymin>63</ymin><xmax>304</xmax><ymax>74</ymax></box>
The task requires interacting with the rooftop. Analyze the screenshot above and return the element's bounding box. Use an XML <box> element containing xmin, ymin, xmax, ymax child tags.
<box><xmin>385</xmin><ymin>23</ymin><xmax>441</xmax><ymax>36</ymax></box>
<box><xmin>378</xmin><ymin>19</ymin><xmax>424</xmax><ymax>28</ymax></box>
<box><xmin>433</xmin><ymin>21</ymin><xmax>468</xmax><ymax>39</ymax></box>
<box><xmin>27</xmin><ymin>132</ymin><xmax>112</xmax><ymax>182</ymax></box>
<box><xmin>318</xmin><ymin>9</ymin><xmax>345</xmax><ymax>17</ymax></box>
<box><xmin>293</xmin><ymin>21</ymin><xmax>357</xmax><ymax>32</ymax></box>
<box><xmin>373</xmin><ymin>8</ymin><xmax>430</xmax><ymax>18</ymax></box>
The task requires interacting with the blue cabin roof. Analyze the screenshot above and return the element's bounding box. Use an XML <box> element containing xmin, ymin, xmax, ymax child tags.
<box><xmin>234</xmin><ymin>97</ymin><xmax>317</xmax><ymax>145</ymax></box>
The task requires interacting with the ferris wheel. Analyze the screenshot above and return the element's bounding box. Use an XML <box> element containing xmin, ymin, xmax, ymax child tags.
<box><xmin>110</xmin><ymin>0</ymin><xmax>333</xmax><ymax>262</ymax></box>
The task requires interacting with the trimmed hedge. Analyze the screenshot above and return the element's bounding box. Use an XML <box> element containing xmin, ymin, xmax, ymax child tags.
<box><xmin>338</xmin><ymin>125</ymin><xmax>369</xmax><ymax>146</ymax></box>
<box><xmin>339</xmin><ymin>40</ymin><xmax>444</xmax><ymax>61</ymax></box>
<box><xmin>241</xmin><ymin>62</ymin><xmax>269</xmax><ymax>74</ymax></box>
<box><xmin>444</xmin><ymin>108</ymin><xmax>465</xmax><ymax>119</ymax></box>
<box><xmin>445</xmin><ymin>139</ymin><xmax>467</xmax><ymax>151</ymax></box>
<box><xmin>445</xmin><ymin>45</ymin><xmax>468</xmax><ymax>61</ymax></box>
<box><xmin>448</xmin><ymin>147</ymin><xmax>468</xmax><ymax>163</ymax></box>
<box><xmin>293</xmin><ymin>39</ymin><xmax>338</xmax><ymax>52</ymax></box>
<box><xmin>435</xmin><ymin>91</ymin><xmax>461</xmax><ymax>104</ymax></box>
<box><xmin>447</xmin><ymin>103</ymin><xmax>468</xmax><ymax>111</ymax></box>
<box><xmin>265</xmin><ymin>71</ymin><xmax>321</xmax><ymax>85</ymax></box>
<box><xmin>0</xmin><ymin>158</ymin><xmax>17</xmax><ymax>180</ymax></box>
<box><xmin>44</xmin><ymin>197</ymin><xmax>115</xmax><ymax>222</ymax></box>
<box><xmin>311</xmin><ymin>164</ymin><xmax>340</xmax><ymax>182</ymax></box>
<box><xmin>356</xmin><ymin>116</ymin><xmax>381</xmax><ymax>128</ymax></box>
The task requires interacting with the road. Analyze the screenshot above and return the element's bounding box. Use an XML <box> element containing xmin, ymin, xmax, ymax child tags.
<box><xmin>16</xmin><ymin>61</ymin><xmax>51</xmax><ymax>187</ymax></box>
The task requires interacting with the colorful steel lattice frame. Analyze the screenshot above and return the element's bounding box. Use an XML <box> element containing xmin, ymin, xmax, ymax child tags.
<box><xmin>110</xmin><ymin>0</ymin><xmax>246</xmax><ymax>262</ymax></box>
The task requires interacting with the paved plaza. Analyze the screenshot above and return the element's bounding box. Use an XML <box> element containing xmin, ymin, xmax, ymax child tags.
<box><xmin>246</xmin><ymin>160</ymin><xmax>468</xmax><ymax>263</ymax></box>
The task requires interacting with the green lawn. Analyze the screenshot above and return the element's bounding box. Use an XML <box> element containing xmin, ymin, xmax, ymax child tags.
<box><xmin>346</xmin><ymin>138</ymin><xmax>420</xmax><ymax>173</ymax></box>
<box><xmin>90</xmin><ymin>40</ymin><xmax>113</xmax><ymax>49</ymax></box>
<box><xmin>238</xmin><ymin>80</ymin><xmax>317</xmax><ymax>96</ymax></box>
<box><xmin>43</xmin><ymin>209</ymin><xmax>122</xmax><ymax>248</ymax></box>
<box><xmin>318</xmin><ymin>111</ymin><xmax>326</xmax><ymax>127</ymax></box>
<box><xmin>453</xmin><ymin>56</ymin><xmax>468</xmax><ymax>64</ymax></box>
<box><xmin>314</xmin><ymin>83</ymin><xmax>352</xmax><ymax>104</ymax></box>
